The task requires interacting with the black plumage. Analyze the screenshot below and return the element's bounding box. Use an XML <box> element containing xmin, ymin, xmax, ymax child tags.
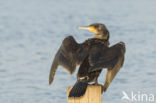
<box><xmin>49</xmin><ymin>23</ymin><xmax>126</xmax><ymax>97</ymax></box>
<box><xmin>49</xmin><ymin>36</ymin><xmax>109</xmax><ymax>84</ymax></box>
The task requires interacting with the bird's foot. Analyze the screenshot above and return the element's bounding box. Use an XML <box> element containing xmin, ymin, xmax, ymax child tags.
<box><xmin>93</xmin><ymin>83</ymin><xmax>103</xmax><ymax>86</ymax></box>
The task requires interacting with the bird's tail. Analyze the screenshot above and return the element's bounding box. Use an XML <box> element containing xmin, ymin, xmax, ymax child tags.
<box><xmin>69</xmin><ymin>81</ymin><xmax>88</xmax><ymax>97</ymax></box>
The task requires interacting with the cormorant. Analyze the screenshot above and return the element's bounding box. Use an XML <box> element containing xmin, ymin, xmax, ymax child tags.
<box><xmin>49</xmin><ymin>23</ymin><xmax>126</xmax><ymax>97</ymax></box>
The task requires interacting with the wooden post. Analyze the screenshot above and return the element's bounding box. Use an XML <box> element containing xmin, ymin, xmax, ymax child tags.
<box><xmin>67</xmin><ymin>85</ymin><xmax>101</xmax><ymax>103</ymax></box>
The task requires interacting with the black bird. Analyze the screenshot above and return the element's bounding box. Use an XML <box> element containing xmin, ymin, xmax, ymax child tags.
<box><xmin>49</xmin><ymin>23</ymin><xmax>126</xmax><ymax>97</ymax></box>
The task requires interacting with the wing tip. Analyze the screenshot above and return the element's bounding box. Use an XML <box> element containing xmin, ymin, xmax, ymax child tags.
<box><xmin>49</xmin><ymin>75</ymin><xmax>54</xmax><ymax>85</ymax></box>
<box><xmin>49</xmin><ymin>80</ymin><xmax>52</xmax><ymax>85</ymax></box>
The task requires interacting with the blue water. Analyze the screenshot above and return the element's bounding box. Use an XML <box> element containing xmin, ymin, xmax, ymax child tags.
<box><xmin>0</xmin><ymin>0</ymin><xmax>156</xmax><ymax>103</ymax></box>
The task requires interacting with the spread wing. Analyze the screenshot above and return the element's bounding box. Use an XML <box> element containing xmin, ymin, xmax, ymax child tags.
<box><xmin>89</xmin><ymin>42</ymin><xmax>126</xmax><ymax>72</ymax></box>
<box><xmin>89</xmin><ymin>42</ymin><xmax>126</xmax><ymax>91</ymax></box>
<box><xmin>49</xmin><ymin>36</ymin><xmax>86</xmax><ymax>85</ymax></box>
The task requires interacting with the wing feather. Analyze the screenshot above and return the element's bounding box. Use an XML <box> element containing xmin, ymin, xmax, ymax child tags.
<box><xmin>89</xmin><ymin>42</ymin><xmax>125</xmax><ymax>72</ymax></box>
<box><xmin>88</xmin><ymin>42</ymin><xmax>126</xmax><ymax>91</ymax></box>
<box><xmin>49</xmin><ymin>36</ymin><xmax>81</xmax><ymax>85</ymax></box>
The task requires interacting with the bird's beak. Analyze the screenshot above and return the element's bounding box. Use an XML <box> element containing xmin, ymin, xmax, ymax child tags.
<box><xmin>78</xmin><ymin>26</ymin><xmax>98</xmax><ymax>34</ymax></box>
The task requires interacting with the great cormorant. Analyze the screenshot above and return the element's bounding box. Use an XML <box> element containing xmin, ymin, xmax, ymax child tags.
<box><xmin>49</xmin><ymin>23</ymin><xmax>126</xmax><ymax>97</ymax></box>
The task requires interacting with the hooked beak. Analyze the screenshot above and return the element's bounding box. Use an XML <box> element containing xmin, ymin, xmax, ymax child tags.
<box><xmin>78</xmin><ymin>26</ymin><xmax>98</xmax><ymax>34</ymax></box>
<box><xmin>79</xmin><ymin>26</ymin><xmax>92</xmax><ymax>30</ymax></box>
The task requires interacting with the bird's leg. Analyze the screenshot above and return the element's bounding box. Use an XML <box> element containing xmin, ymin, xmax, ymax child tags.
<box><xmin>93</xmin><ymin>78</ymin><xmax>102</xmax><ymax>86</ymax></box>
<box><xmin>92</xmin><ymin>77</ymin><xmax>98</xmax><ymax>85</ymax></box>
<box><xmin>94</xmin><ymin>77</ymin><xmax>98</xmax><ymax>85</ymax></box>
<box><xmin>91</xmin><ymin>78</ymin><xmax>105</xmax><ymax>93</ymax></box>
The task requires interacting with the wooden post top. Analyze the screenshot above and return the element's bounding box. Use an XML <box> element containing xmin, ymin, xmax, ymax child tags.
<box><xmin>67</xmin><ymin>85</ymin><xmax>101</xmax><ymax>103</ymax></box>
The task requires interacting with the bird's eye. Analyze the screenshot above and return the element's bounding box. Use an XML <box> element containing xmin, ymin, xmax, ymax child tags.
<box><xmin>94</xmin><ymin>25</ymin><xmax>98</xmax><ymax>28</ymax></box>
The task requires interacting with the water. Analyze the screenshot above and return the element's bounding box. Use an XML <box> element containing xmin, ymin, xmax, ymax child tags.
<box><xmin>0</xmin><ymin>0</ymin><xmax>156</xmax><ymax>103</ymax></box>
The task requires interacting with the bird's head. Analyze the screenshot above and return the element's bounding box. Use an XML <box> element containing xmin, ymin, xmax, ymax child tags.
<box><xmin>79</xmin><ymin>23</ymin><xmax>109</xmax><ymax>40</ymax></box>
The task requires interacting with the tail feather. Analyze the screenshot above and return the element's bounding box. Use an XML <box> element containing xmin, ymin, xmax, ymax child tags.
<box><xmin>69</xmin><ymin>81</ymin><xmax>88</xmax><ymax>97</ymax></box>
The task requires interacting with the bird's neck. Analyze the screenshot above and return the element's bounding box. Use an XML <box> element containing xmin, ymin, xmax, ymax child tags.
<box><xmin>93</xmin><ymin>35</ymin><xmax>110</xmax><ymax>46</ymax></box>
<box><xmin>94</xmin><ymin>34</ymin><xmax>108</xmax><ymax>40</ymax></box>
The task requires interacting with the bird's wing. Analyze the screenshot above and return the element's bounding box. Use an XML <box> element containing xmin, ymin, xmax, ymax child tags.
<box><xmin>89</xmin><ymin>42</ymin><xmax>126</xmax><ymax>72</ymax></box>
<box><xmin>89</xmin><ymin>42</ymin><xmax>126</xmax><ymax>91</ymax></box>
<box><xmin>49</xmin><ymin>36</ymin><xmax>84</xmax><ymax>85</ymax></box>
